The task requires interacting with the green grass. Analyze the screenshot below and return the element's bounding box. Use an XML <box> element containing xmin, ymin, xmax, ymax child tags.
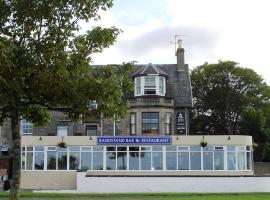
<box><xmin>0</xmin><ymin>192</ymin><xmax>270</xmax><ymax>200</ymax></box>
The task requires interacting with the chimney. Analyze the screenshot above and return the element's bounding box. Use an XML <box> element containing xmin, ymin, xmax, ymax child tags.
<box><xmin>175</xmin><ymin>39</ymin><xmax>185</xmax><ymax>70</ymax></box>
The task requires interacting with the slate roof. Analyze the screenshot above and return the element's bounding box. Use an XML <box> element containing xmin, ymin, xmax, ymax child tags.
<box><xmin>129</xmin><ymin>64</ymin><xmax>193</xmax><ymax>108</ymax></box>
<box><xmin>130</xmin><ymin>63</ymin><xmax>168</xmax><ymax>78</ymax></box>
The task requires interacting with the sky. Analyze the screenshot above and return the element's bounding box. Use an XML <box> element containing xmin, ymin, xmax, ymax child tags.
<box><xmin>87</xmin><ymin>0</ymin><xmax>270</xmax><ymax>84</ymax></box>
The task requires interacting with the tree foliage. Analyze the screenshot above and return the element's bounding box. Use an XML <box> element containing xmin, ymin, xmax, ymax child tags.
<box><xmin>190</xmin><ymin>61</ymin><xmax>270</xmax><ymax>161</ymax></box>
<box><xmin>0</xmin><ymin>1</ymin><xmax>133</xmax><ymax>199</ymax></box>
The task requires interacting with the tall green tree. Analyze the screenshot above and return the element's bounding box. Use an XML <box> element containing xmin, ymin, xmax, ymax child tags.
<box><xmin>190</xmin><ymin>61</ymin><xmax>270</xmax><ymax>160</ymax></box>
<box><xmin>0</xmin><ymin>1</ymin><xmax>133</xmax><ymax>199</ymax></box>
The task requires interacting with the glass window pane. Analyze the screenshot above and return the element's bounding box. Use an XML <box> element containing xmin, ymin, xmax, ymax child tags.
<box><xmin>203</xmin><ymin>152</ymin><xmax>213</xmax><ymax>170</ymax></box>
<box><xmin>238</xmin><ymin>151</ymin><xmax>246</xmax><ymax>170</ymax></box>
<box><xmin>106</xmin><ymin>152</ymin><xmax>116</xmax><ymax>170</ymax></box>
<box><xmin>227</xmin><ymin>152</ymin><xmax>236</xmax><ymax>170</ymax></box>
<box><xmin>57</xmin><ymin>126</ymin><xmax>68</xmax><ymax>136</ymax></box>
<box><xmin>166</xmin><ymin>152</ymin><xmax>177</xmax><ymax>170</ymax></box>
<box><xmin>69</xmin><ymin>146</ymin><xmax>80</xmax><ymax>151</ymax></box>
<box><xmin>26</xmin><ymin>152</ymin><xmax>33</xmax><ymax>170</ymax></box>
<box><xmin>214</xmin><ymin>151</ymin><xmax>224</xmax><ymax>170</ymax></box>
<box><xmin>81</xmin><ymin>152</ymin><xmax>92</xmax><ymax>170</ymax></box>
<box><xmin>69</xmin><ymin>152</ymin><xmax>80</xmax><ymax>170</ymax></box>
<box><xmin>35</xmin><ymin>146</ymin><xmax>44</xmax><ymax>151</ymax></box>
<box><xmin>117</xmin><ymin>152</ymin><xmax>127</xmax><ymax>170</ymax></box>
<box><xmin>247</xmin><ymin>152</ymin><xmax>252</xmax><ymax>170</ymax></box>
<box><xmin>21</xmin><ymin>152</ymin><xmax>26</xmax><ymax>170</ymax></box>
<box><xmin>58</xmin><ymin>152</ymin><xmax>67</xmax><ymax>170</ymax></box>
<box><xmin>166</xmin><ymin>146</ymin><xmax>176</xmax><ymax>151</ymax></box>
<box><xmin>35</xmin><ymin>152</ymin><xmax>44</xmax><ymax>170</ymax></box>
<box><xmin>140</xmin><ymin>152</ymin><xmax>151</xmax><ymax>170</ymax></box>
<box><xmin>178</xmin><ymin>152</ymin><xmax>189</xmax><ymax>170</ymax></box>
<box><xmin>129</xmin><ymin>152</ymin><xmax>139</xmax><ymax>170</ymax></box>
<box><xmin>47</xmin><ymin>151</ymin><xmax>56</xmax><ymax>170</ymax></box>
<box><xmin>129</xmin><ymin>146</ymin><xmax>139</xmax><ymax>151</ymax></box>
<box><xmin>93</xmin><ymin>152</ymin><xmax>103</xmax><ymax>170</ymax></box>
<box><xmin>190</xmin><ymin>152</ymin><xmax>201</xmax><ymax>170</ymax></box>
<box><xmin>152</xmin><ymin>152</ymin><xmax>163</xmax><ymax>170</ymax></box>
<box><xmin>190</xmin><ymin>145</ymin><xmax>201</xmax><ymax>151</ymax></box>
<box><xmin>152</xmin><ymin>146</ymin><xmax>162</xmax><ymax>151</ymax></box>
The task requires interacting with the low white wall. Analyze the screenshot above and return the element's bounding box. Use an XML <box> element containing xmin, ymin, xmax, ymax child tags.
<box><xmin>77</xmin><ymin>173</ymin><xmax>270</xmax><ymax>193</ymax></box>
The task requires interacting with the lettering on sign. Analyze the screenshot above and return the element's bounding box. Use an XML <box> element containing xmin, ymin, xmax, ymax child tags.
<box><xmin>97</xmin><ymin>136</ymin><xmax>172</xmax><ymax>145</ymax></box>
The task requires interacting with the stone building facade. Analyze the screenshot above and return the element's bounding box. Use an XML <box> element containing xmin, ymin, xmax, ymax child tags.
<box><xmin>0</xmin><ymin>40</ymin><xmax>192</xmax><ymax>142</ymax></box>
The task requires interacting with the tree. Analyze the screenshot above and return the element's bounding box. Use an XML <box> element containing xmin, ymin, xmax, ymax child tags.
<box><xmin>190</xmin><ymin>61</ymin><xmax>270</xmax><ymax>135</ymax></box>
<box><xmin>190</xmin><ymin>61</ymin><xmax>270</xmax><ymax>160</ymax></box>
<box><xmin>0</xmin><ymin>1</ymin><xmax>133</xmax><ymax>199</ymax></box>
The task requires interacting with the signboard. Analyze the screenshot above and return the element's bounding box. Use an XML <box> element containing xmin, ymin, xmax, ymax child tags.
<box><xmin>97</xmin><ymin>136</ymin><xmax>172</xmax><ymax>145</ymax></box>
<box><xmin>176</xmin><ymin>112</ymin><xmax>186</xmax><ymax>135</ymax></box>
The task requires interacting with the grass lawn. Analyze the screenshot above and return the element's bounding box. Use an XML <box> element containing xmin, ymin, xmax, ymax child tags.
<box><xmin>1</xmin><ymin>192</ymin><xmax>270</xmax><ymax>200</ymax></box>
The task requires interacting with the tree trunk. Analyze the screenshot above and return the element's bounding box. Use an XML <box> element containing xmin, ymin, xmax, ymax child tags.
<box><xmin>9</xmin><ymin>112</ymin><xmax>21</xmax><ymax>200</ymax></box>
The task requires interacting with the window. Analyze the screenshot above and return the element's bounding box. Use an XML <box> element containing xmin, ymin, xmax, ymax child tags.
<box><xmin>135</xmin><ymin>77</ymin><xmax>141</xmax><ymax>96</ymax></box>
<box><xmin>159</xmin><ymin>77</ymin><xmax>165</xmax><ymax>95</ymax></box>
<box><xmin>86</xmin><ymin>125</ymin><xmax>97</xmax><ymax>136</ymax></box>
<box><xmin>134</xmin><ymin>76</ymin><xmax>166</xmax><ymax>96</ymax></box>
<box><xmin>34</xmin><ymin>146</ymin><xmax>44</xmax><ymax>170</ymax></box>
<box><xmin>57</xmin><ymin>126</ymin><xmax>68</xmax><ymax>136</ymax></box>
<box><xmin>142</xmin><ymin>112</ymin><xmax>159</xmax><ymax>134</ymax></box>
<box><xmin>69</xmin><ymin>146</ymin><xmax>80</xmax><ymax>170</ymax></box>
<box><xmin>164</xmin><ymin>113</ymin><xmax>171</xmax><ymax>135</ymax></box>
<box><xmin>21</xmin><ymin>119</ymin><xmax>33</xmax><ymax>135</ymax></box>
<box><xmin>130</xmin><ymin>113</ymin><xmax>136</xmax><ymax>135</ymax></box>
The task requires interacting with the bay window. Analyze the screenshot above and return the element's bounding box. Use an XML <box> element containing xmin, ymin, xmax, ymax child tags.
<box><xmin>134</xmin><ymin>76</ymin><xmax>166</xmax><ymax>96</ymax></box>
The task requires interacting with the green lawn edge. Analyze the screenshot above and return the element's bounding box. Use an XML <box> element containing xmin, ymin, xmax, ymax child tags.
<box><xmin>1</xmin><ymin>192</ymin><xmax>270</xmax><ymax>198</ymax></box>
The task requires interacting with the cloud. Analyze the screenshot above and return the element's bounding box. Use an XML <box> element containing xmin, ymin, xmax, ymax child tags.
<box><xmin>117</xmin><ymin>25</ymin><xmax>220</xmax><ymax>60</ymax></box>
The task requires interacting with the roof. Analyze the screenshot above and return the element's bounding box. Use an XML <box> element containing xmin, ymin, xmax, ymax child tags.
<box><xmin>130</xmin><ymin>63</ymin><xmax>168</xmax><ymax>78</ymax></box>
<box><xmin>129</xmin><ymin>64</ymin><xmax>193</xmax><ymax>108</ymax></box>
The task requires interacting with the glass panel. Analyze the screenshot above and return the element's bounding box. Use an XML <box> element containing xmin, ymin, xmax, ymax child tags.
<box><xmin>86</xmin><ymin>125</ymin><xmax>97</xmax><ymax>136</ymax></box>
<box><xmin>57</xmin><ymin>126</ymin><xmax>68</xmax><ymax>136</ymax></box>
<box><xmin>178</xmin><ymin>152</ymin><xmax>189</xmax><ymax>170</ymax></box>
<box><xmin>129</xmin><ymin>152</ymin><xmax>139</xmax><ymax>170</ymax></box>
<box><xmin>35</xmin><ymin>152</ymin><xmax>44</xmax><ymax>170</ymax></box>
<box><xmin>81</xmin><ymin>152</ymin><xmax>92</xmax><ymax>170</ymax></box>
<box><xmin>26</xmin><ymin>152</ymin><xmax>33</xmax><ymax>170</ymax></box>
<box><xmin>106</xmin><ymin>152</ymin><xmax>116</xmax><ymax>170</ymax></box>
<box><xmin>69</xmin><ymin>152</ymin><xmax>80</xmax><ymax>170</ymax></box>
<box><xmin>141</xmin><ymin>147</ymin><xmax>151</xmax><ymax>151</ymax></box>
<box><xmin>227</xmin><ymin>146</ymin><xmax>236</xmax><ymax>151</ymax></box>
<box><xmin>93</xmin><ymin>146</ymin><xmax>103</xmax><ymax>151</ymax></box>
<box><xmin>166</xmin><ymin>146</ymin><xmax>176</xmax><ymax>151</ymax></box>
<box><xmin>190</xmin><ymin>152</ymin><xmax>201</xmax><ymax>170</ymax></box>
<box><xmin>47</xmin><ymin>151</ymin><xmax>56</xmax><ymax>170</ymax></box>
<box><xmin>21</xmin><ymin>152</ymin><xmax>26</xmax><ymax>170</ymax></box>
<box><xmin>190</xmin><ymin>145</ymin><xmax>201</xmax><ymax>151</ymax></box>
<box><xmin>81</xmin><ymin>146</ymin><xmax>92</xmax><ymax>151</ymax></box>
<box><xmin>117</xmin><ymin>152</ymin><xmax>127</xmax><ymax>170</ymax></box>
<box><xmin>247</xmin><ymin>152</ymin><xmax>252</xmax><ymax>170</ymax></box>
<box><xmin>166</xmin><ymin>152</ymin><xmax>177</xmax><ymax>170</ymax></box>
<box><xmin>58</xmin><ymin>152</ymin><xmax>67</xmax><ymax>170</ymax></box>
<box><xmin>152</xmin><ymin>146</ymin><xmax>162</xmax><ymax>151</ymax></box>
<box><xmin>203</xmin><ymin>152</ymin><xmax>213</xmax><ymax>170</ymax></box>
<box><xmin>69</xmin><ymin>146</ymin><xmax>80</xmax><ymax>151</ymax></box>
<box><xmin>178</xmin><ymin>146</ymin><xmax>189</xmax><ymax>151</ymax></box>
<box><xmin>93</xmin><ymin>152</ymin><xmax>103</xmax><ymax>170</ymax></box>
<box><xmin>117</xmin><ymin>147</ymin><xmax>127</xmax><ymax>151</ymax></box>
<box><xmin>152</xmin><ymin>152</ymin><xmax>163</xmax><ymax>170</ymax></box>
<box><xmin>202</xmin><ymin>145</ymin><xmax>213</xmax><ymax>151</ymax></box>
<box><xmin>227</xmin><ymin>152</ymin><xmax>236</xmax><ymax>170</ymax></box>
<box><xmin>238</xmin><ymin>151</ymin><xmax>246</xmax><ymax>170</ymax></box>
<box><xmin>35</xmin><ymin>146</ymin><xmax>44</xmax><ymax>151</ymax></box>
<box><xmin>214</xmin><ymin>151</ymin><xmax>224</xmax><ymax>170</ymax></box>
<box><xmin>140</xmin><ymin>152</ymin><xmax>151</xmax><ymax>170</ymax></box>
<box><xmin>107</xmin><ymin>146</ymin><xmax>116</xmax><ymax>151</ymax></box>
<box><xmin>129</xmin><ymin>146</ymin><xmax>139</xmax><ymax>151</ymax></box>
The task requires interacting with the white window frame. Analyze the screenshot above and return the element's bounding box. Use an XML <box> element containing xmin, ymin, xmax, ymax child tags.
<box><xmin>57</xmin><ymin>125</ymin><xmax>68</xmax><ymax>136</ymax></box>
<box><xmin>134</xmin><ymin>76</ymin><xmax>166</xmax><ymax>97</ymax></box>
<box><xmin>20</xmin><ymin>119</ymin><xmax>33</xmax><ymax>135</ymax></box>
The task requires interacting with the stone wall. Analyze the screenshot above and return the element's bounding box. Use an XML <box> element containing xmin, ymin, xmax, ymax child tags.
<box><xmin>254</xmin><ymin>162</ymin><xmax>270</xmax><ymax>175</ymax></box>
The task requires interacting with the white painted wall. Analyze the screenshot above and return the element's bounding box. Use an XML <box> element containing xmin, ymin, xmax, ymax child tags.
<box><xmin>77</xmin><ymin>173</ymin><xmax>270</xmax><ymax>193</ymax></box>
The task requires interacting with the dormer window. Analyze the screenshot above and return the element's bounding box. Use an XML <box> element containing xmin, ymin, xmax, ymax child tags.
<box><xmin>134</xmin><ymin>76</ymin><xmax>166</xmax><ymax>96</ymax></box>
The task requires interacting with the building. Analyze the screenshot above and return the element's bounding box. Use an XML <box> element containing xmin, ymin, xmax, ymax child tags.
<box><xmin>0</xmin><ymin>41</ymin><xmax>253</xmax><ymax>190</ymax></box>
